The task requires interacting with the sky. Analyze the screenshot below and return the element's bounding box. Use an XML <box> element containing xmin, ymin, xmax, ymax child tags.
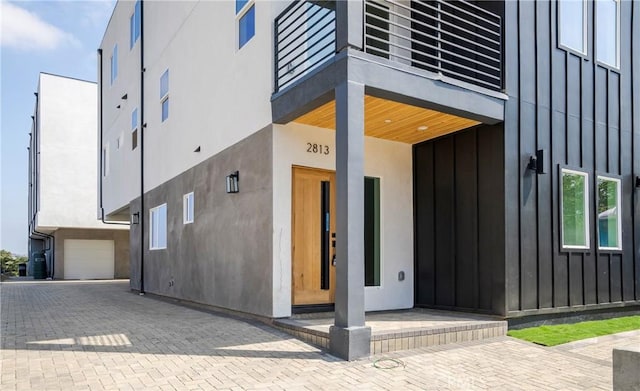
<box><xmin>1</xmin><ymin>0</ymin><xmax>116</xmax><ymax>255</ymax></box>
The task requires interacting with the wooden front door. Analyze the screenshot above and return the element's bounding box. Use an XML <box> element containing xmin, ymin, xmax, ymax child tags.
<box><xmin>292</xmin><ymin>166</ymin><xmax>336</xmax><ymax>305</ymax></box>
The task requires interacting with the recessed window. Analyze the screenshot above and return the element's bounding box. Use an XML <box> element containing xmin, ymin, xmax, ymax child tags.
<box><xmin>110</xmin><ymin>44</ymin><xmax>118</xmax><ymax>85</ymax></box>
<box><xmin>130</xmin><ymin>0</ymin><xmax>141</xmax><ymax>49</ymax></box>
<box><xmin>160</xmin><ymin>69</ymin><xmax>169</xmax><ymax>122</ymax></box>
<box><xmin>131</xmin><ymin>108</ymin><xmax>138</xmax><ymax>150</ymax></box>
<box><xmin>596</xmin><ymin>0</ymin><xmax>619</xmax><ymax>68</ymax></box>
<box><xmin>150</xmin><ymin>204</ymin><xmax>167</xmax><ymax>250</ymax></box>
<box><xmin>183</xmin><ymin>192</ymin><xmax>194</xmax><ymax>224</ymax></box>
<box><xmin>597</xmin><ymin>176</ymin><xmax>621</xmax><ymax>250</ymax></box>
<box><xmin>558</xmin><ymin>0</ymin><xmax>587</xmax><ymax>54</ymax></box>
<box><xmin>561</xmin><ymin>169</ymin><xmax>590</xmax><ymax>249</ymax></box>
<box><xmin>238</xmin><ymin>3</ymin><xmax>255</xmax><ymax>49</ymax></box>
<box><xmin>102</xmin><ymin>144</ymin><xmax>109</xmax><ymax>177</ymax></box>
<box><xmin>364</xmin><ymin>177</ymin><xmax>381</xmax><ymax>287</ymax></box>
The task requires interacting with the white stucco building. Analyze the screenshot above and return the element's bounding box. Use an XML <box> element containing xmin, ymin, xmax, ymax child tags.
<box><xmin>99</xmin><ymin>0</ymin><xmax>513</xmax><ymax>359</ymax></box>
<box><xmin>28</xmin><ymin>73</ymin><xmax>129</xmax><ymax>280</ymax></box>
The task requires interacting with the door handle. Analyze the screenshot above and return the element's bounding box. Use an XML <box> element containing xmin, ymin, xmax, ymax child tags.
<box><xmin>320</xmin><ymin>182</ymin><xmax>330</xmax><ymax>289</ymax></box>
<box><xmin>331</xmin><ymin>232</ymin><xmax>336</xmax><ymax>266</ymax></box>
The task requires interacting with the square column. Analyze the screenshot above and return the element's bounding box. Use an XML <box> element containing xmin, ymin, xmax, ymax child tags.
<box><xmin>329</xmin><ymin>80</ymin><xmax>371</xmax><ymax>360</ymax></box>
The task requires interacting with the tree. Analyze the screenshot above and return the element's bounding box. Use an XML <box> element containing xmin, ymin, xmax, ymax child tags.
<box><xmin>1</xmin><ymin>250</ymin><xmax>26</xmax><ymax>276</ymax></box>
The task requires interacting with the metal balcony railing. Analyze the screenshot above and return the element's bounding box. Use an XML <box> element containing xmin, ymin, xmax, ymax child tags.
<box><xmin>273</xmin><ymin>1</ymin><xmax>502</xmax><ymax>93</ymax></box>
<box><xmin>274</xmin><ymin>1</ymin><xmax>336</xmax><ymax>92</ymax></box>
<box><xmin>363</xmin><ymin>0</ymin><xmax>502</xmax><ymax>91</ymax></box>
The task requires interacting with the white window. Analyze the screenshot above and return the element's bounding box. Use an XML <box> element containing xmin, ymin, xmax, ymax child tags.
<box><xmin>131</xmin><ymin>108</ymin><xmax>138</xmax><ymax>150</ymax></box>
<box><xmin>558</xmin><ymin>0</ymin><xmax>587</xmax><ymax>54</ymax></box>
<box><xmin>237</xmin><ymin>0</ymin><xmax>255</xmax><ymax>49</ymax></box>
<box><xmin>160</xmin><ymin>69</ymin><xmax>169</xmax><ymax>122</ymax></box>
<box><xmin>597</xmin><ymin>176</ymin><xmax>622</xmax><ymax>250</ymax></box>
<box><xmin>561</xmin><ymin>169</ymin><xmax>590</xmax><ymax>249</ymax></box>
<box><xmin>150</xmin><ymin>204</ymin><xmax>167</xmax><ymax>250</ymax></box>
<box><xmin>130</xmin><ymin>0</ymin><xmax>141</xmax><ymax>49</ymax></box>
<box><xmin>596</xmin><ymin>0</ymin><xmax>620</xmax><ymax>68</ymax></box>
<box><xmin>116</xmin><ymin>133</ymin><xmax>122</xmax><ymax>150</ymax></box>
<box><xmin>102</xmin><ymin>144</ymin><xmax>109</xmax><ymax>177</ymax></box>
<box><xmin>183</xmin><ymin>192</ymin><xmax>194</xmax><ymax>224</ymax></box>
<box><xmin>110</xmin><ymin>44</ymin><xmax>118</xmax><ymax>85</ymax></box>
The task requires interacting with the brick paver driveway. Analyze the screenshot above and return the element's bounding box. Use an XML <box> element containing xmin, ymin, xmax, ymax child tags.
<box><xmin>1</xmin><ymin>280</ymin><xmax>632</xmax><ymax>390</ymax></box>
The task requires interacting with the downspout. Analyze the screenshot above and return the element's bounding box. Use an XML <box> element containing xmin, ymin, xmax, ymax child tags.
<box><xmin>29</xmin><ymin>111</ymin><xmax>55</xmax><ymax>278</ymax></box>
<box><xmin>97</xmin><ymin>48</ymin><xmax>130</xmax><ymax>226</ymax></box>
<box><xmin>139</xmin><ymin>0</ymin><xmax>145</xmax><ymax>294</ymax></box>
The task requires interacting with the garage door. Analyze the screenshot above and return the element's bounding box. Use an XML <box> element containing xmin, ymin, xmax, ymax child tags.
<box><xmin>64</xmin><ymin>239</ymin><xmax>114</xmax><ymax>279</ymax></box>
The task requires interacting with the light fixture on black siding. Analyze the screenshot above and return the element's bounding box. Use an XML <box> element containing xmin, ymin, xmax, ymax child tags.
<box><xmin>527</xmin><ymin>149</ymin><xmax>547</xmax><ymax>175</ymax></box>
<box><xmin>226</xmin><ymin>171</ymin><xmax>239</xmax><ymax>193</ymax></box>
<box><xmin>131</xmin><ymin>212</ymin><xmax>140</xmax><ymax>224</ymax></box>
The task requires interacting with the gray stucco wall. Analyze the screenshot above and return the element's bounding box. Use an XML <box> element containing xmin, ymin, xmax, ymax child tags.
<box><xmin>129</xmin><ymin>126</ymin><xmax>274</xmax><ymax>317</ymax></box>
<box><xmin>129</xmin><ymin>197</ymin><xmax>141</xmax><ymax>291</ymax></box>
<box><xmin>53</xmin><ymin>228</ymin><xmax>130</xmax><ymax>279</ymax></box>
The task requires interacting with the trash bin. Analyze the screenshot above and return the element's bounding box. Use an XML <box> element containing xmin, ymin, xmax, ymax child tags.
<box><xmin>32</xmin><ymin>251</ymin><xmax>47</xmax><ymax>279</ymax></box>
<box><xmin>18</xmin><ymin>263</ymin><xmax>26</xmax><ymax>277</ymax></box>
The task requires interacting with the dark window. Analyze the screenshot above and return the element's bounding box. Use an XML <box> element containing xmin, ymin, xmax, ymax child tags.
<box><xmin>364</xmin><ymin>177</ymin><xmax>381</xmax><ymax>286</ymax></box>
<box><xmin>131</xmin><ymin>129</ymin><xmax>138</xmax><ymax>150</ymax></box>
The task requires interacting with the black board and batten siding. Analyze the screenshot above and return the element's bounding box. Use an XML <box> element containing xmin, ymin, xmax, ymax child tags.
<box><xmin>414</xmin><ymin>124</ymin><xmax>506</xmax><ymax>315</ymax></box>
<box><xmin>414</xmin><ymin>0</ymin><xmax>640</xmax><ymax>318</ymax></box>
<box><xmin>503</xmin><ymin>0</ymin><xmax>639</xmax><ymax>317</ymax></box>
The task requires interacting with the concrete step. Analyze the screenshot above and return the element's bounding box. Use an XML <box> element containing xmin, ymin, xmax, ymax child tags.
<box><xmin>273</xmin><ymin>308</ymin><xmax>508</xmax><ymax>355</ymax></box>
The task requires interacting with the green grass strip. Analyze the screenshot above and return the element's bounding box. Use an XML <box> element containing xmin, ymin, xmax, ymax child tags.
<box><xmin>507</xmin><ymin>315</ymin><xmax>640</xmax><ymax>346</ymax></box>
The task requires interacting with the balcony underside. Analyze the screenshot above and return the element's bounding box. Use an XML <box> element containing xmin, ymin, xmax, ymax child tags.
<box><xmin>294</xmin><ymin>95</ymin><xmax>480</xmax><ymax>144</ymax></box>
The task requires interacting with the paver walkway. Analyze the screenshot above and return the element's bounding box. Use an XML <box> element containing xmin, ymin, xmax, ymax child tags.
<box><xmin>1</xmin><ymin>280</ymin><xmax>634</xmax><ymax>390</ymax></box>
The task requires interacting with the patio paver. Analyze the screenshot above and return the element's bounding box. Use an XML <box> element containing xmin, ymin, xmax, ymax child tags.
<box><xmin>1</xmin><ymin>280</ymin><xmax>634</xmax><ymax>390</ymax></box>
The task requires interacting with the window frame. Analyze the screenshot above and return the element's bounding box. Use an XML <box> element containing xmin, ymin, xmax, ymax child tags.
<box><xmin>160</xmin><ymin>69</ymin><xmax>169</xmax><ymax>122</ymax></box>
<box><xmin>150</xmin><ymin>203</ymin><xmax>167</xmax><ymax>250</ymax></box>
<box><xmin>183</xmin><ymin>192</ymin><xmax>194</xmax><ymax>224</ymax></box>
<box><xmin>131</xmin><ymin>108</ymin><xmax>138</xmax><ymax>150</ymax></box>
<box><xmin>560</xmin><ymin>167</ymin><xmax>591</xmax><ymax>251</ymax></box>
<box><xmin>235</xmin><ymin>0</ymin><xmax>249</xmax><ymax>14</ymax></box>
<box><xmin>596</xmin><ymin>174</ymin><xmax>622</xmax><ymax>251</ymax></box>
<box><xmin>557</xmin><ymin>0</ymin><xmax>588</xmax><ymax>57</ymax></box>
<box><xmin>595</xmin><ymin>0</ymin><xmax>620</xmax><ymax>70</ymax></box>
<box><xmin>237</xmin><ymin>1</ymin><xmax>255</xmax><ymax>49</ymax></box>
<box><xmin>130</xmin><ymin>0</ymin><xmax>141</xmax><ymax>49</ymax></box>
<box><xmin>110</xmin><ymin>44</ymin><xmax>118</xmax><ymax>85</ymax></box>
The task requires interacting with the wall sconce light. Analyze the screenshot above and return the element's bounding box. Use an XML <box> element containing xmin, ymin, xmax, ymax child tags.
<box><xmin>131</xmin><ymin>212</ymin><xmax>140</xmax><ymax>224</ymax></box>
<box><xmin>226</xmin><ymin>171</ymin><xmax>239</xmax><ymax>194</ymax></box>
<box><xmin>121</xmin><ymin>93</ymin><xmax>128</xmax><ymax>100</ymax></box>
<box><xmin>527</xmin><ymin>149</ymin><xmax>547</xmax><ymax>174</ymax></box>
<box><xmin>635</xmin><ymin>176</ymin><xmax>640</xmax><ymax>188</ymax></box>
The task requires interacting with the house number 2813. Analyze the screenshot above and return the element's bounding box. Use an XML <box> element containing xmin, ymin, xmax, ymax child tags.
<box><xmin>306</xmin><ymin>143</ymin><xmax>330</xmax><ymax>155</ymax></box>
